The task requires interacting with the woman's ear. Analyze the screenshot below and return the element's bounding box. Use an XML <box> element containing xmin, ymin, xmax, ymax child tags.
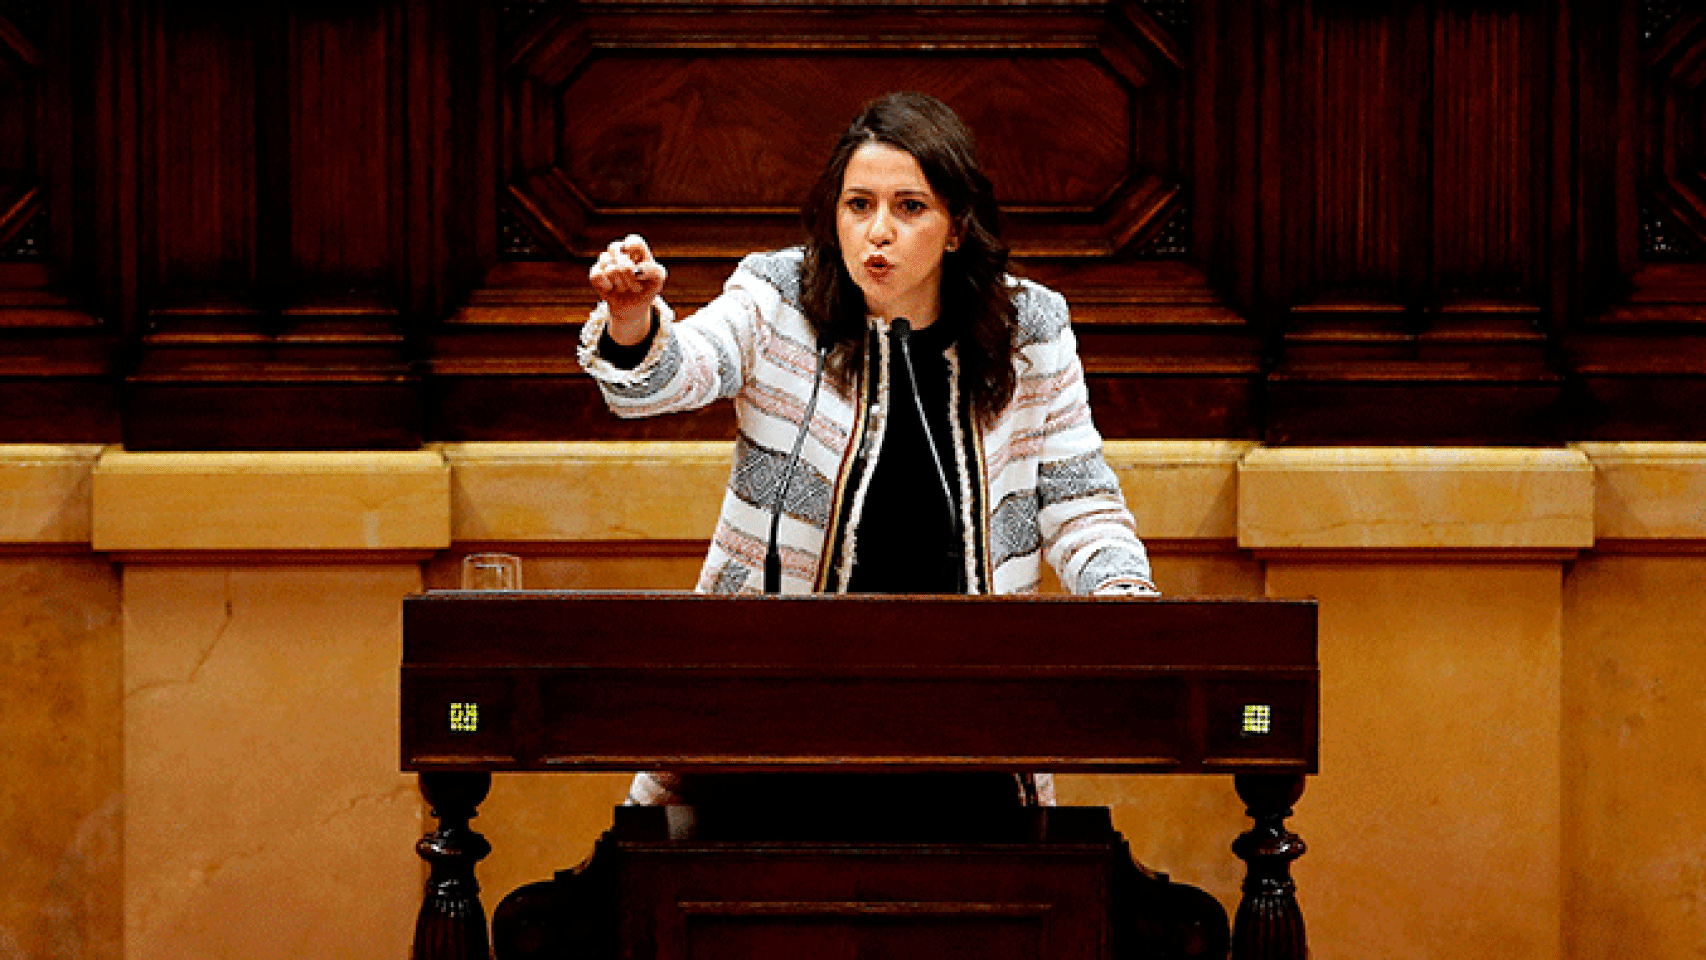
<box><xmin>948</xmin><ymin>214</ymin><xmax>970</xmax><ymax>252</ymax></box>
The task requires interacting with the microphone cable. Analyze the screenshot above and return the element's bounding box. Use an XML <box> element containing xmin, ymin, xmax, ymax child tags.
<box><xmin>891</xmin><ymin>318</ymin><xmax>965</xmax><ymax>595</ymax></box>
<box><xmin>763</xmin><ymin>337</ymin><xmax>831</xmax><ymax>594</ymax></box>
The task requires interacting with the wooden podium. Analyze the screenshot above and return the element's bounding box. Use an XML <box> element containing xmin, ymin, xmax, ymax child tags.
<box><xmin>401</xmin><ymin>592</ymin><xmax>1318</xmax><ymax>960</ymax></box>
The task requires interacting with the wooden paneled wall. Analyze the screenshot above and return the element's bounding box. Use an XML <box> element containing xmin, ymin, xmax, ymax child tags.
<box><xmin>0</xmin><ymin>0</ymin><xmax>1700</xmax><ymax>449</ymax></box>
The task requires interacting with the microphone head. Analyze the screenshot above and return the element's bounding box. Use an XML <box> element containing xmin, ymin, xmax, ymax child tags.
<box><xmin>891</xmin><ymin>317</ymin><xmax>912</xmax><ymax>338</ymax></box>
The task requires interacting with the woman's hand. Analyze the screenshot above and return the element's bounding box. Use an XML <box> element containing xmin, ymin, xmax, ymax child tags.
<box><xmin>589</xmin><ymin>234</ymin><xmax>668</xmax><ymax>346</ymax></box>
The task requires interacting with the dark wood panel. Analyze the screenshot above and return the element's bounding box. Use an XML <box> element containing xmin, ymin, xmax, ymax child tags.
<box><xmin>118</xmin><ymin>0</ymin><xmax>450</xmax><ymax>449</ymax></box>
<box><xmin>0</xmin><ymin>0</ymin><xmax>124</xmax><ymax>442</ymax></box>
<box><xmin>283</xmin><ymin>3</ymin><xmax>394</xmax><ymax>294</ymax></box>
<box><xmin>402</xmin><ymin>592</ymin><xmax>1318</xmax><ymax>667</ymax></box>
<box><xmin>1</xmin><ymin>0</ymin><xmax>1702</xmax><ymax>446</ymax></box>
<box><xmin>612</xmin><ymin>830</ymin><xmax>1120</xmax><ymax>960</ymax></box>
<box><xmin>0</xmin><ymin>375</ymin><xmax>121</xmax><ymax>442</ymax></box>
<box><xmin>502</xmin><ymin>4</ymin><xmax>1186</xmax><ymax>259</ymax></box>
<box><xmin>431</xmin><ymin>254</ymin><xmax>1255</xmax><ymax>441</ymax></box>
<box><xmin>123</xmin><ymin>377</ymin><xmax>421</xmax><ymax>451</ymax></box>
<box><xmin>1643</xmin><ymin>8</ymin><xmax>1706</xmax><ymax>249</ymax></box>
<box><xmin>400</xmin><ymin>592</ymin><xmax>1318</xmax><ymax>774</ymax></box>
<box><xmin>1430</xmin><ymin>2</ymin><xmax>1545</xmax><ymax>296</ymax></box>
<box><xmin>1569</xmin><ymin>373</ymin><xmax>1706</xmax><ymax>441</ymax></box>
<box><xmin>1266</xmin><ymin>378</ymin><xmax>1567</xmax><ymax>447</ymax></box>
<box><xmin>1253</xmin><ymin>0</ymin><xmax>1565</xmax><ymax>444</ymax></box>
<box><xmin>137</xmin><ymin>0</ymin><xmax>408</xmax><ymax>305</ymax></box>
<box><xmin>1268</xmin><ymin>1</ymin><xmax>1433</xmax><ymax>304</ymax></box>
<box><xmin>0</xmin><ymin>8</ymin><xmax>37</xmax><ymax>249</ymax></box>
<box><xmin>1086</xmin><ymin>375</ymin><xmax>1261</xmax><ymax>440</ymax></box>
<box><xmin>454</xmin><ymin>0</ymin><xmax>1257</xmax><ymax>442</ymax></box>
<box><xmin>562</xmin><ymin>57</ymin><xmax>1131</xmax><ymax>209</ymax></box>
<box><xmin>428</xmin><ymin>374</ymin><xmax>738</xmax><ymax>441</ymax></box>
<box><xmin>1265</xmin><ymin>0</ymin><xmax>1556</xmax><ymax>301</ymax></box>
<box><xmin>1560</xmin><ymin>1</ymin><xmax>1706</xmax><ymax>438</ymax></box>
<box><xmin>142</xmin><ymin>0</ymin><xmax>259</xmax><ymax>302</ymax></box>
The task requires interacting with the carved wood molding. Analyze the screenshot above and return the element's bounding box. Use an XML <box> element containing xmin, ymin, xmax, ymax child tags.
<box><xmin>6</xmin><ymin>0</ymin><xmax>1701</xmax><ymax>446</ymax></box>
<box><xmin>1560</xmin><ymin>3</ymin><xmax>1706</xmax><ymax>440</ymax></box>
<box><xmin>0</xmin><ymin>5</ymin><xmax>40</xmax><ymax>261</ymax></box>
<box><xmin>432</xmin><ymin>0</ymin><xmax>1259</xmax><ymax>441</ymax></box>
<box><xmin>498</xmin><ymin>1</ymin><xmax>1187</xmax><ymax>260</ymax></box>
<box><xmin>0</xmin><ymin>0</ymin><xmax>121</xmax><ymax>441</ymax></box>
<box><xmin>1643</xmin><ymin>9</ymin><xmax>1706</xmax><ymax>261</ymax></box>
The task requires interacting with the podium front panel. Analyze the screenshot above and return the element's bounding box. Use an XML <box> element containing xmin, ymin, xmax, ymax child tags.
<box><xmin>401</xmin><ymin>592</ymin><xmax>1317</xmax><ymax>775</ymax></box>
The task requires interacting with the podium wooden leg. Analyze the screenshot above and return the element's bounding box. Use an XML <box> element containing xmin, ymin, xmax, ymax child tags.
<box><xmin>412</xmin><ymin>772</ymin><xmax>493</xmax><ymax>960</ymax></box>
<box><xmin>1231</xmin><ymin>774</ymin><xmax>1308</xmax><ymax>960</ymax></box>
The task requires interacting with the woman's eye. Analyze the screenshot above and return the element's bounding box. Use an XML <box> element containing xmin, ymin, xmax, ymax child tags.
<box><xmin>846</xmin><ymin>197</ymin><xmax>871</xmax><ymax>213</ymax></box>
<box><xmin>900</xmin><ymin>199</ymin><xmax>928</xmax><ymax>214</ymax></box>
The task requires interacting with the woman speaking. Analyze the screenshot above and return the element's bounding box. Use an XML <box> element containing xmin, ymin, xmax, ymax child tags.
<box><xmin>580</xmin><ymin>90</ymin><xmax>1157</xmax><ymax>810</ymax></box>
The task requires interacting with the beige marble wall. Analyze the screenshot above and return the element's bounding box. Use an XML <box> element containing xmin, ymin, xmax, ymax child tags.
<box><xmin>1268</xmin><ymin>563</ymin><xmax>1566</xmax><ymax>959</ymax></box>
<box><xmin>6</xmin><ymin>441</ymin><xmax>1706</xmax><ymax>960</ymax></box>
<box><xmin>94</xmin><ymin>452</ymin><xmax>452</xmax><ymax>960</ymax></box>
<box><xmin>1562</xmin><ymin>443</ymin><xmax>1706</xmax><ymax>960</ymax></box>
<box><xmin>1237</xmin><ymin>447</ymin><xmax>1593</xmax><ymax>960</ymax></box>
<box><xmin>0</xmin><ymin>447</ymin><xmax>122</xmax><ymax>960</ymax></box>
<box><xmin>122</xmin><ymin>565</ymin><xmax>426</xmax><ymax>960</ymax></box>
<box><xmin>1563</xmin><ymin>553</ymin><xmax>1706</xmax><ymax>960</ymax></box>
<box><xmin>0</xmin><ymin>556</ymin><xmax>124</xmax><ymax>960</ymax></box>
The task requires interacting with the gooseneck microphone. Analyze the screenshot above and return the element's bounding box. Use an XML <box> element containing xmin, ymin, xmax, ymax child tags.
<box><xmin>891</xmin><ymin>318</ymin><xmax>965</xmax><ymax>594</ymax></box>
<box><xmin>763</xmin><ymin>335</ymin><xmax>832</xmax><ymax>594</ymax></box>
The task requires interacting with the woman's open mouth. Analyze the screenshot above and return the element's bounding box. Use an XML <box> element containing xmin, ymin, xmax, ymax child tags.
<box><xmin>863</xmin><ymin>254</ymin><xmax>894</xmax><ymax>282</ymax></box>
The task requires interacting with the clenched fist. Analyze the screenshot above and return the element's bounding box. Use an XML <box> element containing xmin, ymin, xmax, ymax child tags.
<box><xmin>589</xmin><ymin>234</ymin><xmax>668</xmax><ymax>346</ymax></box>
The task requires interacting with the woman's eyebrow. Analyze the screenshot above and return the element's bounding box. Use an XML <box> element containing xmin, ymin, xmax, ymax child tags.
<box><xmin>840</xmin><ymin>184</ymin><xmax>934</xmax><ymax>194</ymax></box>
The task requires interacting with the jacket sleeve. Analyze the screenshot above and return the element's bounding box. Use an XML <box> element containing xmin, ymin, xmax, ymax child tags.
<box><xmin>1022</xmin><ymin>286</ymin><xmax>1159</xmax><ymax>596</ymax></box>
<box><xmin>577</xmin><ymin>267</ymin><xmax>776</xmax><ymax>418</ymax></box>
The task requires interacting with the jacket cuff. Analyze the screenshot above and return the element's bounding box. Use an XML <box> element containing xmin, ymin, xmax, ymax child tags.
<box><xmin>597</xmin><ymin>306</ymin><xmax>660</xmax><ymax>369</ymax></box>
<box><xmin>578</xmin><ymin>299</ymin><xmax>677</xmax><ymax>383</ymax></box>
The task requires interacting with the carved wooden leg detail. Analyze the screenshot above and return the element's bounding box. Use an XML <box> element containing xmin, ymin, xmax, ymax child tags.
<box><xmin>492</xmin><ymin>841</ymin><xmax>619</xmax><ymax>960</ymax></box>
<box><xmin>412</xmin><ymin>771</ymin><xmax>494</xmax><ymax>960</ymax></box>
<box><xmin>1114</xmin><ymin>846</ymin><xmax>1232</xmax><ymax>960</ymax></box>
<box><xmin>1231</xmin><ymin>774</ymin><xmax>1308</xmax><ymax>960</ymax></box>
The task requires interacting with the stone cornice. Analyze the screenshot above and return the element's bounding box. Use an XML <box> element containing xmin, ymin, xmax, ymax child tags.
<box><xmin>91</xmin><ymin>450</ymin><xmax>450</xmax><ymax>554</ymax></box>
<box><xmin>1237</xmin><ymin>447</ymin><xmax>1597</xmax><ymax>557</ymax></box>
<box><xmin>0</xmin><ymin>442</ymin><xmax>1689</xmax><ymax>559</ymax></box>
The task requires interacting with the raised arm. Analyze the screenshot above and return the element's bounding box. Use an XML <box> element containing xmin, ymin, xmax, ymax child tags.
<box><xmin>579</xmin><ymin>246</ymin><xmax>794</xmax><ymax>419</ymax></box>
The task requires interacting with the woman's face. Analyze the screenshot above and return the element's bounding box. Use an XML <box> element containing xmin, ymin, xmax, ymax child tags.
<box><xmin>836</xmin><ymin>142</ymin><xmax>959</xmax><ymax>329</ymax></box>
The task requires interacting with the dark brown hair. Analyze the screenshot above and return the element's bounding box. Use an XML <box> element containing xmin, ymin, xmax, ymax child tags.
<box><xmin>799</xmin><ymin>91</ymin><xmax>1018</xmax><ymax>426</ymax></box>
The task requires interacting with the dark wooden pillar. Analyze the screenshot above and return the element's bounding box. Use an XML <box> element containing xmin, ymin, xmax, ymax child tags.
<box><xmin>1231</xmin><ymin>774</ymin><xmax>1308</xmax><ymax>960</ymax></box>
<box><xmin>412</xmin><ymin>771</ymin><xmax>493</xmax><ymax>960</ymax></box>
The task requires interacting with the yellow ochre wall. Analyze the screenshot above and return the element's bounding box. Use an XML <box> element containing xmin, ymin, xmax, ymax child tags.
<box><xmin>3</xmin><ymin>441</ymin><xmax>1703</xmax><ymax>960</ymax></box>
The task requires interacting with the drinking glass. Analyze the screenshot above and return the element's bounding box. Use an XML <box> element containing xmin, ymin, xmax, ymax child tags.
<box><xmin>461</xmin><ymin>552</ymin><xmax>522</xmax><ymax>591</ymax></box>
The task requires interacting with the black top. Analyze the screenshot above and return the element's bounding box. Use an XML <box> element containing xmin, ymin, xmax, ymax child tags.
<box><xmin>846</xmin><ymin>320</ymin><xmax>965</xmax><ymax>594</ymax></box>
<box><xmin>600</xmin><ymin>316</ymin><xmax>970</xmax><ymax>594</ymax></box>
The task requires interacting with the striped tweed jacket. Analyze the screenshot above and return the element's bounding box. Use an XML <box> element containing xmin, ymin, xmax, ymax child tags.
<box><xmin>577</xmin><ymin>247</ymin><xmax>1156</xmax><ymax>598</ymax></box>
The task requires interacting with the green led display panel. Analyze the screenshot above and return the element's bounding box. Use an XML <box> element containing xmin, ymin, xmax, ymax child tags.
<box><xmin>449</xmin><ymin>702</ymin><xmax>480</xmax><ymax>734</ymax></box>
<box><xmin>1241</xmin><ymin>703</ymin><xmax>1273</xmax><ymax>737</ymax></box>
